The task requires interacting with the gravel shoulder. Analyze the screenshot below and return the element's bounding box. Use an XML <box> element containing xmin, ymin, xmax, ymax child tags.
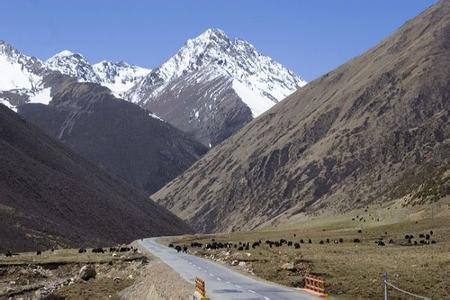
<box><xmin>119</xmin><ymin>241</ymin><xmax>193</xmax><ymax>300</ymax></box>
<box><xmin>119</xmin><ymin>259</ymin><xmax>193</xmax><ymax>300</ymax></box>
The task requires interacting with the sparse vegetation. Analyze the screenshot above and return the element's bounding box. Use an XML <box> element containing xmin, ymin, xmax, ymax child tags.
<box><xmin>382</xmin><ymin>164</ymin><xmax>450</xmax><ymax>205</ymax></box>
<box><xmin>165</xmin><ymin>198</ymin><xmax>450</xmax><ymax>299</ymax></box>
<box><xmin>0</xmin><ymin>246</ymin><xmax>148</xmax><ymax>299</ymax></box>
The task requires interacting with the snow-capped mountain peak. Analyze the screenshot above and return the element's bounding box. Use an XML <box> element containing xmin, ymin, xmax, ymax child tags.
<box><xmin>54</xmin><ymin>49</ymin><xmax>76</xmax><ymax>57</ymax></box>
<box><xmin>156</xmin><ymin>28</ymin><xmax>234</xmax><ymax>82</ymax></box>
<box><xmin>0</xmin><ymin>41</ymin><xmax>44</xmax><ymax>92</ymax></box>
<box><xmin>44</xmin><ymin>51</ymin><xmax>151</xmax><ymax>98</ymax></box>
<box><xmin>45</xmin><ymin>50</ymin><xmax>101</xmax><ymax>83</ymax></box>
<box><xmin>93</xmin><ymin>60</ymin><xmax>150</xmax><ymax>97</ymax></box>
<box><xmin>0</xmin><ymin>41</ymin><xmax>53</xmax><ymax>110</ymax></box>
<box><xmin>127</xmin><ymin>28</ymin><xmax>307</xmax><ymax>117</ymax></box>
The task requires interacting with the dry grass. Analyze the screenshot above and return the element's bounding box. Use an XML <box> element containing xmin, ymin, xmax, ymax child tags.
<box><xmin>167</xmin><ymin>199</ymin><xmax>450</xmax><ymax>299</ymax></box>
<box><xmin>0</xmin><ymin>247</ymin><xmax>148</xmax><ymax>299</ymax></box>
<box><xmin>0</xmin><ymin>248</ymin><xmax>124</xmax><ymax>266</ymax></box>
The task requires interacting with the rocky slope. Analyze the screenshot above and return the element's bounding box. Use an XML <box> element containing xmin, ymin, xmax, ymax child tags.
<box><xmin>127</xmin><ymin>29</ymin><xmax>306</xmax><ymax>146</ymax></box>
<box><xmin>19</xmin><ymin>76</ymin><xmax>207</xmax><ymax>195</ymax></box>
<box><xmin>0</xmin><ymin>103</ymin><xmax>190</xmax><ymax>252</ymax></box>
<box><xmin>153</xmin><ymin>1</ymin><xmax>450</xmax><ymax>232</ymax></box>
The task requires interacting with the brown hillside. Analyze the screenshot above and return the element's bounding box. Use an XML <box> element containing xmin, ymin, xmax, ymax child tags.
<box><xmin>0</xmin><ymin>104</ymin><xmax>191</xmax><ymax>252</ymax></box>
<box><xmin>18</xmin><ymin>76</ymin><xmax>207</xmax><ymax>195</ymax></box>
<box><xmin>153</xmin><ymin>1</ymin><xmax>450</xmax><ymax>232</ymax></box>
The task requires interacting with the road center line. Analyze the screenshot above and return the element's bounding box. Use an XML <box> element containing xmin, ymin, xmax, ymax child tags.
<box><xmin>248</xmin><ymin>289</ymin><xmax>256</xmax><ymax>294</ymax></box>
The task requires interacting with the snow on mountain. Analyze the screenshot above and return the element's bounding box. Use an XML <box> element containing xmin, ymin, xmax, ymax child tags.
<box><xmin>45</xmin><ymin>51</ymin><xmax>150</xmax><ymax>98</ymax></box>
<box><xmin>1</xmin><ymin>29</ymin><xmax>305</xmax><ymax>126</ymax></box>
<box><xmin>0</xmin><ymin>41</ymin><xmax>54</xmax><ymax>110</ymax></box>
<box><xmin>0</xmin><ymin>41</ymin><xmax>151</xmax><ymax>112</ymax></box>
<box><xmin>45</xmin><ymin>50</ymin><xmax>101</xmax><ymax>83</ymax></box>
<box><xmin>127</xmin><ymin>28</ymin><xmax>307</xmax><ymax>117</ymax></box>
<box><xmin>0</xmin><ymin>97</ymin><xmax>16</xmax><ymax>111</ymax></box>
<box><xmin>28</xmin><ymin>87</ymin><xmax>52</xmax><ymax>105</ymax></box>
<box><xmin>0</xmin><ymin>41</ymin><xmax>44</xmax><ymax>92</ymax></box>
<box><xmin>93</xmin><ymin>61</ymin><xmax>150</xmax><ymax>97</ymax></box>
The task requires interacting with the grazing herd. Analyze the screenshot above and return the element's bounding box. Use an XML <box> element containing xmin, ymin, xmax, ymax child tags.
<box><xmin>78</xmin><ymin>245</ymin><xmax>138</xmax><ymax>254</ymax></box>
<box><xmin>168</xmin><ymin>244</ymin><xmax>188</xmax><ymax>253</ymax></box>
<box><xmin>371</xmin><ymin>230</ymin><xmax>437</xmax><ymax>247</ymax></box>
<box><xmin>2</xmin><ymin>245</ymin><xmax>138</xmax><ymax>258</ymax></box>
<box><xmin>169</xmin><ymin>236</ymin><xmax>350</xmax><ymax>254</ymax></box>
<box><xmin>1</xmin><ymin>228</ymin><xmax>439</xmax><ymax>258</ymax></box>
<box><xmin>168</xmin><ymin>229</ymin><xmax>439</xmax><ymax>254</ymax></box>
<box><xmin>404</xmin><ymin>230</ymin><xmax>436</xmax><ymax>245</ymax></box>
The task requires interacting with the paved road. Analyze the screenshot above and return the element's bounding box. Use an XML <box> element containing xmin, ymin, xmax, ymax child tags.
<box><xmin>139</xmin><ymin>238</ymin><xmax>319</xmax><ymax>300</ymax></box>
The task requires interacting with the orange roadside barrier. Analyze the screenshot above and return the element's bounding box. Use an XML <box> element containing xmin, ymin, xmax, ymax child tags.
<box><xmin>194</xmin><ymin>277</ymin><xmax>209</xmax><ymax>300</ymax></box>
<box><xmin>303</xmin><ymin>274</ymin><xmax>328</xmax><ymax>297</ymax></box>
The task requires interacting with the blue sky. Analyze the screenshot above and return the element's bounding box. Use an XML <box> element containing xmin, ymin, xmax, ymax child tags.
<box><xmin>1</xmin><ymin>0</ymin><xmax>436</xmax><ymax>81</ymax></box>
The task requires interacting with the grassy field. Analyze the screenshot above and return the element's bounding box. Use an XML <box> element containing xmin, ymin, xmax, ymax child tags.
<box><xmin>167</xmin><ymin>197</ymin><xmax>450</xmax><ymax>299</ymax></box>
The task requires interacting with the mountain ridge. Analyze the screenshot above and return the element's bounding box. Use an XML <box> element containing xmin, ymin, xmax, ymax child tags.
<box><xmin>0</xmin><ymin>42</ymin><xmax>151</xmax><ymax>108</ymax></box>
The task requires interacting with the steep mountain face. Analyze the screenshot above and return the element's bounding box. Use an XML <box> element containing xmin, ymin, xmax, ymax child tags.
<box><xmin>153</xmin><ymin>1</ymin><xmax>450</xmax><ymax>232</ymax></box>
<box><xmin>19</xmin><ymin>79</ymin><xmax>207</xmax><ymax>195</ymax></box>
<box><xmin>127</xmin><ymin>29</ymin><xmax>306</xmax><ymax>146</ymax></box>
<box><xmin>143</xmin><ymin>65</ymin><xmax>254</xmax><ymax>146</ymax></box>
<box><xmin>0</xmin><ymin>103</ymin><xmax>190</xmax><ymax>252</ymax></box>
<box><xmin>93</xmin><ymin>61</ymin><xmax>150</xmax><ymax>98</ymax></box>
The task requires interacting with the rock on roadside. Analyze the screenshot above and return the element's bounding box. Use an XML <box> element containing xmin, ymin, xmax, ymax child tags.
<box><xmin>79</xmin><ymin>265</ymin><xmax>96</xmax><ymax>281</ymax></box>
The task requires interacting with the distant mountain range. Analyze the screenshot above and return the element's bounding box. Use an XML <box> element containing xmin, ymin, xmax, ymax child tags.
<box><xmin>152</xmin><ymin>1</ymin><xmax>450</xmax><ymax>232</ymax></box>
<box><xmin>0</xmin><ymin>29</ymin><xmax>305</xmax><ymax>146</ymax></box>
<box><xmin>0</xmin><ymin>43</ymin><xmax>150</xmax><ymax>107</ymax></box>
<box><xmin>46</xmin><ymin>50</ymin><xmax>151</xmax><ymax>98</ymax></box>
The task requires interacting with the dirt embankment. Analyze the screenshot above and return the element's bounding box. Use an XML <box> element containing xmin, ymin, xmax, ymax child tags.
<box><xmin>119</xmin><ymin>260</ymin><xmax>192</xmax><ymax>300</ymax></box>
<box><xmin>0</xmin><ymin>243</ymin><xmax>194</xmax><ymax>300</ymax></box>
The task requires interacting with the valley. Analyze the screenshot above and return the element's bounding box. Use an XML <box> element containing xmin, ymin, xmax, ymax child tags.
<box><xmin>0</xmin><ymin>1</ymin><xmax>448</xmax><ymax>299</ymax></box>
